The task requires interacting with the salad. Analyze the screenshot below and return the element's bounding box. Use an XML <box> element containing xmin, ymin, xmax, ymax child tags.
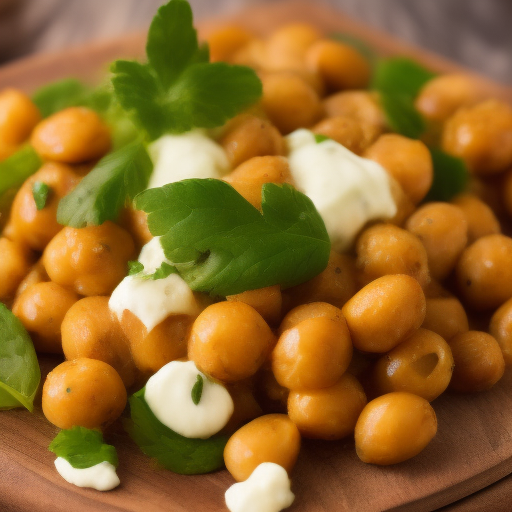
<box><xmin>1</xmin><ymin>0</ymin><xmax>512</xmax><ymax>511</ymax></box>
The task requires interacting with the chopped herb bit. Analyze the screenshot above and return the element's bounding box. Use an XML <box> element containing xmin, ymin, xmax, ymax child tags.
<box><xmin>32</xmin><ymin>181</ymin><xmax>51</xmax><ymax>210</ymax></box>
<box><xmin>150</xmin><ymin>262</ymin><xmax>177</xmax><ymax>280</ymax></box>
<box><xmin>0</xmin><ymin>145</ymin><xmax>42</xmax><ymax>198</ymax></box>
<box><xmin>191</xmin><ymin>375</ymin><xmax>204</xmax><ymax>405</ymax></box>
<box><xmin>128</xmin><ymin>261</ymin><xmax>145</xmax><ymax>276</ymax></box>
<box><xmin>314</xmin><ymin>134</ymin><xmax>331</xmax><ymax>144</ymax></box>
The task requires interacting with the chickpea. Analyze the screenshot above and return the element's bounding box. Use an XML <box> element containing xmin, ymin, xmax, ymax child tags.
<box><xmin>227</xmin><ymin>285</ymin><xmax>282</xmax><ymax>326</ymax></box>
<box><xmin>489</xmin><ymin>298</ymin><xmax>512</xmax><ymax>366</ymax></box>
<box><xmin>31</xmin><ymin>107</ymin><xmax>111</xmax><ymax>163</ymax></box>
<box><xmin>306</xmin><ymin>39</ymin><xmax>371</xmax><ymax>91</ymax></box>
<box><xmin>365</xmin><ymin>134</ymin><xmax>433</xmax><ymax>204</ymax></box>
<box><xmin>312</xmin><ymin>116</ymin><xmax>369</xmax><ymax>155</ymax></box>
<box><xmin>9</xmin><ymin>162</ymin><xmax>80</xmax><ymax>251</ymax></box>
<box><xmin>449</xmin><ymin>331</ymin><xmax>505</xmax><ymax>392</ymax></box>
<box><xmin>288</xmin><ymin>373</ymin><xmax>366</xmax><ymax>440</ymax></box>
<box><xmin>387</xmin><ymin>176</ymin><xmax>416</xmax><ymax>227</ymax></box>
<box><xmin>279</xmin><ymin>301</ymin><xmax>344</xmax><ymax>334</ymax></box>
<box><xmin>207</xmin><ymin>25</ymin><xmax>254</xmax><ymax>63</ymax></box>
<box><xmin>260</xmin><ymin>71</ymin><xmax>322</xmax><ymax>134</ymax></box>
<box><xmin>223</xmin><ymin>155</ymin><xmax>292</xmax><ymax>209</ymax></box>
<box><xmin>405</xmin><ymin>202</ymin><xmax>468</xmax><ymax>281</ymax></box>
<box><xmin>231</xmin><ymin>39</ymin><xmax>267</xmax><ymax>70</ymax></box>
<box><xmin>455</xmin><ymin>234</ymin><xmax>512</xmax><ymax>310</ymax></box>
<box><xmin>451</xmin><ymin>193</ymin><xmax>500</xmax><ymax>244</ymax></box>
<box><xmin>12</xmin><ymin>282</ymin><xmax>79</xmax><ymax>354</ymax></box>
<box><xmin>341</xmin><ymin>274</ymin><xmax>426</xmax><ymax>353</ymax></box>
<box><xmin>220</xmin><ymin>381</ymin><xmax>263</xmax><ymax>435</ymax></box>
<box><xmin>0</xmin><ymin>140</ymin><xmax>17</xmax><ymax>161</ymax></box>
<box><xmin>442</xmin><ymin>100</ymin><xmax>512</xmax><ymax>176</ymax></box>
<box><xmin>372</xmin><ymin>328</ymin><xmax>454</xmax><ymax>401</ymax></box>
<box><xmin>15</xmin><ymin>259</ymin><xmax>49</xmax><ymax>299</ymax></box>
<box><xmin>355</xmin><ymin>392</ymin><xmax>437</xmax><ymax>465</ymax></box>
<box><xmin>502</xmin><ymin>168</ymin><xmax>512</xmax><ymax>218</ymax></box>
<box><xmin>255</xmin><ymin>368</ymin><xmax>289</xmax><ymax>414</ymax></box>
<box><xmin>422</xmin><ymin>296</ymin><xmax>469</xmax><ymax>342</ymax></box>
<box><xmin>272</xmin><ymin>315</ymin><xmax>352</xmax><ymax>391</ymax></box>
<box><xmin>188</xmin><ymin>301</ymin><xmax>275</xmax><ymax>382</ymax></box>
<box><xmin>223</xmin><ymin>414</ymin><xmax>300</xmax><ymax>482</ymax></box>
<box><xmin>0</xmin><ymin>88</ymin><xmax>41</xmax><ymax>146</ymax></box>
<box><xmin>355</xmin><ymin>223</ymin><xmax>430</xmax><ymax>288</ymax></box>
<box><xmin>220</xmin><ymin>115</ymin><xmax>285</xmax><ymax>168</ymax></box>
<box><xmin>43</xmin><ymin>221</ymin><xmax>135</xmax><ymax>296</ymax></box>
<box><xmin>119</xmin><ymin>207</ymin><xmax>153</xmax><ymax>251</ymax></box>
<box><xmin>0</xmin><ymin>237</ymin><xmax>33</xmax><ymax>302</ymax></box>
<box><xmin>61</xmin><ymin>297</ymin><xmax>137</xmax><ymax>387</ymax></box>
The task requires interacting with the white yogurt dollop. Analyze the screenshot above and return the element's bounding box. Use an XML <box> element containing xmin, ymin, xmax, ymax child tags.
<box><xmin>54</xmin><ymin>458</ymin><xmax>120</xmax><ymax>491</ymax></box>
<box><xmin>225</xmin><ymin>463</ymin><xmax>295</xmax><ymax>512</ymax></box>
<box><xmin>144</xmin><ymin>360</ymin><xmax>234</xmax><ymax>439</ymax></box>
<box><xmin>286</xmin><ymin>129</ymin><xmax>397</xmax><ymax>251</ymax></box>
<box><xmin>137</xmin><ymin>236</ymin><xmax>172</xmax><ymax>273</ymax></box>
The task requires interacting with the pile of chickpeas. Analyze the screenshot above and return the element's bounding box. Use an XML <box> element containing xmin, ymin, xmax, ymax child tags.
<box><xmin>2</xmin><ymin>21</ymin><xmax>512</xmax><ymax>489</ymax></box>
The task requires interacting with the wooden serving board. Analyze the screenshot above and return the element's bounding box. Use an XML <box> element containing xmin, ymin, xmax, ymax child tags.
<box><xmin>1</xmin><ymin>2</ymin><xmax>512</xmax><ymax>511</ymax></box>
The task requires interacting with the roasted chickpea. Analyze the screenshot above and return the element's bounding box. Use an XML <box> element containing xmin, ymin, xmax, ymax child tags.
<box><xmin>342</xmin><ymin>274</ymin><xmax>426</xmax><ymax>353</ymax></box>
<box><xmin>0</xmin><ymin>237</ymin><xmax>33</xmax><ymax>302</ymax></box>
<box><xmin>31</xmin><ymin>107</ymin><xmax>111</xmax><ymax>163</ymax></box>
<box><xmin>188</xmin><ymin>301</ymin><xmax>275</xmax><ymax>382</ymax></box>
<box><xmin>449</xmin><ymin>331</ymin><xmax>505</xmax><ymax>392</ymax></box>
<box><xmin>43</xmin><ymin>221</ymin><xmax>135</xmax><ymax>296</ymax></box>
<box><xmin>355</xmin><ymin>392</ymin><xmax>437</xmax><ymax>465</ymax></box>
<box><xmin>405</xmin><ymin>202</ymin><xmax>468</xmax><ymax>281</ymax></box>
<box><xmin>278</xmin><ymin>301</ymin><xmax>344</xmax><ymax>334</ymax></box>
<box><xmin>312</xmin><ymin>116</ymin><xmax>369</xmax><ymax>155</ymax></box>
<box><xmin>490</xmin><ymin>298</ymin><xmax>512</xmax><ymax>366</ymax></box>
<box><xmin>14</xmin><ymin>259</ymin><xmax>49</xmax><ymax>299</ymax></box>
<box><xmin>387</xmin><ymin>176</ymin><xmax>416</xmax><ymax>227</ymax></box>
<box><xmin>119</xmin><ymin>207</ymin><xmax>153</xmax><ymax>250</ymax></box>
<box><xmin>422</xmin><ymin>295</ymin><xmax>469</xmax><ymax>342</ymax></box>
<box><xmin>288</xmin><ymin>373</ymin><xmax>367</xmax><ymax>440</ymax></box>
<box><xmin>207</xmin><ymin>25</ymin><xmax>254</xmax><ymax>62</ymax></box>
<box><xmin>42</xmin><ymin>358</ymin><xmax>127</xmax><ymax>430</ymax></box>
<box><xmin>0</xmin><ymin>88</ymin><xmax>41</xmax><ymax>146</ymax></box>
<box><xmin>220</xmin><ymin>381</ymin><xmax>263</xmax><ymax>435</ymax></box>
<box><xmin>502</xmin><ymin>168</ymin><xmax>512</xmax><ymax>218</ymax></box>
<box><xmin>223</xmin><ymin>414</ymin><xmax>300</xmax><ymax>482</ymax></box>
<box><xmin>231</xmin><ymin>38</ymin><xmax>267</xmax><ymax>69</ymax></box>
<box><xmin>12</xmin><ymin>282</ymin><xmax>79</xmax><ymax>354</ymax></box>
<box><xmin>227</xmin><ymin>285</ymin><xmax>282</xmax><ymax>326</ymax></box>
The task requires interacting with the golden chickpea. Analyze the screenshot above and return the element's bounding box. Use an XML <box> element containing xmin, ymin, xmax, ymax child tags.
<box><xmin>502</xmin><ymin>168</ymin><xmax>512</xmax><ymax>218</ymax></box>
<box><xmin>188</xmin><ymin>301</ymin><xmax>275</xmax><ymax>383</ymax></box>
<box><xmin>405</xmin><ymin>202</ymin><xmax>468</xmax><ymax>281</ymax></box>
<box><xmin>43</xmin><ymin>221</ymin><xmax>135</xmax><ymax>296</ymax></box>
<box><xmin>490</xmin><ymin>298</ymin><xmax>512</xmax><ymax>366</ymax></box>
<box><xmin>449</xmin><ymin>331</ymin><xmax>505</xmax><ymax>392</ymax></box>
<box><xmin>223</xmin><ymin>155</ymin><xmax>293</xmax><ymax>209</ymax></box>
<box><xmin>455</xmin><ymin>234</ymin><xmax>512</xmax><ymax>310</ymax></box>
<box><xmin>0</xmin><ymin>237</ymin><xmax>33</xmax><ymax>303</ymax></box>
<box><xmin>355</xmin><ymin>223</ymin><xmax>430</xmax><ymax>288</ymax></box>
<box><xmin>223</xmin><ymin>414</ymin><xmax>300</xmax><ymax>482</ymax></box>
<box><xmin>342</xmin><ymin>274</ymin><xmax>426</xmax><ymax>353</ymax></box>
<box><xmin>288</xmin><ymin>373</ymin><xmax>367</xmax><ymax>440</ymax></box>
<box><xmin>279</xmin><ymin>301</ymin><xmax>343</xmax><ymax>334</ymax></box>
<box><xmin>451</xmin><ymin>193</ymin><xmax>500</xmax><ymax>244</ymax></box>
<box><xmin>31</xmin><ymin>107</ymin><xmax>111</xmax><ymax>163</ymax></box>
<box><xmin>312</xmin><ymin>116</ymin><xmax>369</xmax><ymax>155</ymax></box>
<box><xmin>306</xmin><ymin>39</ymin><xmax>371</xmax><ymax>91</ymax></box>
<box><xmin>207</xmin><ymin>25</ymin><xmax>254</xmax><ymax>63</ymax></box>
<box><xmin>260</xmin><ymin>71</ymin><xmax>322</xmax><ymax>134</ymax></box>
<box><xmin>231</xmin><ymin>39</ymin><xmax>267</xmax><ymax>70</ymax></box>
<box><xmin>119</xmin><ymin>207</ymin><xmax>153</xmax><ymax>251</ymax></box>
<box><xmin>220</xmin><ymin>381</ymin><xmax>263</xmax><ymax>435</ymax></box>
<box><xmin>0</xmin><ymin>88</ymin><xmax>41</xmax><ymax>146</ymax></box>
<box><xmin>9</xmin><ymin>162</ymin><xmax>80</xmax><ymax>251</ymax></box>
<box><xmin>442</xmin><ymin>100</ymin><xmax>512</xmax><ymax>176</ymax></box>
<box><xmin>12</xmin><ymin>282</ymin><xmax>79</xmax><ymax>354</ymax></box>
<box><xmin>387</xmin><ymin>176</ymin><xmax>416</xmax><ymax>227</ymax></box>
<box><xmin>227</xmin><ymin>285</ymin><xmax>282</xmax><ymax>326</ymax></box>
<box><xmin>355</xmin><ymin>392</ymin><xmax>437</xmax><ymax>465</ymax></box>
<box><xmin>14</xmin><ymin>259</ymin><xmax>48</xmax><ymax>299</ymax></box>
<box><xmin>422</xmin><ymin>295</ymin><xmax>469</xmax><ymax>342</ymax></box>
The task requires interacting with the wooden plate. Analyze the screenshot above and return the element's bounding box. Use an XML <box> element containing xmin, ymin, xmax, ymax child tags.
<box><xmin>1</xmin><ymin>2</ymin><xmax>512</xmax><ymax>511</ymax></box>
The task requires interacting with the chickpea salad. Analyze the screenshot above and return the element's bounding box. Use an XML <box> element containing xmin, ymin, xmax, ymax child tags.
<box><xmin>1</xmin><ymin>0</ymin><xmax>512</xmax><ymax>510</ymax></box>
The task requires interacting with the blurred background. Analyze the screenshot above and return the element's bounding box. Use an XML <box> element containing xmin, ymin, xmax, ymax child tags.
<box><xmin>0</xmin><ymin>0</ymin><xmax>510</xmax><ymax>83</ymax></box>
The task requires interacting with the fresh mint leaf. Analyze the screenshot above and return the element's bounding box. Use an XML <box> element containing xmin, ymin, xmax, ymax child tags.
<box><xmin>135</xmin><ymin>179</ymin><xmax>331</xmax><ymax>296</ymax></box>
<box><xmin>125</xmin><ymin>387</ymin><xmax>227</xmax><ymax>474</ymax></box>
<box><xmin>0</xmin><ymin>145</ymin><xmax>42</xmax><ymax>197</ymax></box>
<box><xmin>379</xmin><ymin>93</ymin><xmax>426</xmax><ymax>139</ymax></box>
<box><xmin>57</xmin><ymin>140</ymin><xmax>153</xmax><ymax>227</ymax></box>
<box><xmin>191</xmin><ymin>375</ymin><xmax>203</xmax><ymax>405</ymax></box>
<box><xmin>32</xmin><ymin>181</ymin><xmax>51</xmax><ymax>210</ymax></box>
<box><xmin>49</xmin><ymin>427</ymin><xmax>118</xmax><ymax>469</ymax></box>
<box><xmin>0</xmin><ymin>303</ymin><xmax>40</xmax><ymax>412</ymax></box>
<box><xmin>128</xmin><ymin>261</ymin><xmax>145</xmax><ymax>275</ymax></box>
<box><xmin>314</xmin><ymin>134</ymin><xmax>330</xmax><ymax>143</ymax></box>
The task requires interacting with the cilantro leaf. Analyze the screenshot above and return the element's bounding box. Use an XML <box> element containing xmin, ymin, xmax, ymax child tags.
<box><xmin>32</xmin><ymin>181</ymin><xmax>51</xmax><ymax>210</ymax></box>
<box><xmin>57</xmin><ymin>140</ymin><xmax>153</xmax><ymax>227</ymax></box>
<box><xmin>0</xmin><ymin>145</ymin><xmax>42</xmax><ymax>197</ymax></box>
<box><xmin>135</xmin><ymin>179</ymin><xmax>331</xmax><ymax>296</ymax></box>
<box><xmin>125</xmin><ymin>388</ymin><xmax>227</xmax><ymax>475</ymax></box>
<box><xmin>49</xmin><ymin>427</ymin><xmax>118</xmax><ymax>469</ymax></box>
<box><xmin>128</xmin><ymin>261</ymin><xmax>145</xmax><ymax>275</ymax></box>
<box><xmin>379</xmin><ymin>93</ymin><xmax>426</xmax><ymax>139</ymax></box>
<box><xmin>191</xmin><ymin>375</ymin><xmax>204</xmax><ymax>405</ymax></box>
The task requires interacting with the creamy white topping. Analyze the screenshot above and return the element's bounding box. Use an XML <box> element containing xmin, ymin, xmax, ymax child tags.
<box><xmin>144</xmin><ymin>360</ymin><xmax>234</xmax><ymax>439</ymax></box>
<box><xmin>137</xmin><ymin>236</ymin><xmax>172</xmax><ymax>273</ymax></box>
<box><xmin>148</xmin><ymin>130</ymin><xmax>230</xmax><ymax>189</ymax></box>
<box><xmin>54</xmin><ymin>458</ymin><xmax>120</xmax><ymax>491</ymax></box>
<box><xmin>286</xmin><ymin>129</ymin><xmax>397</xmax><ymax>251</ymax></box>
<box><xmin>225</xmin><ymin>463</ymin><xmax>295</xmax><ymax>512</ymax></box>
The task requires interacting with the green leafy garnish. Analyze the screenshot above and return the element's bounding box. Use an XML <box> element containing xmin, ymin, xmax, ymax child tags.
<box><xmin>424</xmin><ymin>148</ymin><xmax>469</xmax><ymax>202</ymax></box>
<box><xmin>0</xmin><ymin>145</ymin><xmax>42</xmax><ymax>198</ymax></box>
<box><xmin>125</xmin><ymin>388</ymin><xmax>227</xmax><ymax>474</ymax></box>
<box><xmin>57</xmin><ymin>140</ymin><xmax>153</xmax><ymax>227</ymax></box>
<box><xmin>128</xmin><ymin>261</ymin><xmax>145</xmax><ymax>275</ymax></box>
<box><xmin>111</xmin><ymin>0</ymin><xmax>262</xmax><ymax>140</ymax></box>
<box><xmin>314</xmin><ymin>134</ymin><xmax>331</xmax><ymax>144</ymax></box>
<box><xmin>151</xmin><ymin>262</ymin><xmax>177</xmax><ymax>280</ymax></box>
<box><xmin>32</xmin><ymin>79</ymin><xmax>92</xmax><ymax>118</ymax></box>
<box><xmin>0</xmin><ymin>304</ymin><xmax>40</xmax><ymax>412</ymax></box>
<box><xmin>379</xmin><ymin>93</ymin><xmax>426</xmax><ymax>140</ymax></box>
<box><xmin>49</xmin><ymin>427</ymin><xmax>118</xmax><ymax>469</ymax></box>
<box><xmin>191</xmin><ymin>375</ymin><xmax>204</xmax><ymax>405</ymax></box>
<box><xmin>32</xmin><ymin>181</ymin><xmax>51</xmax><ymax>210</ymax></box>
<box><xmin>135</xmin><ymin>179</ymin><xmax>331</xmax><ymax>296</ymax></box>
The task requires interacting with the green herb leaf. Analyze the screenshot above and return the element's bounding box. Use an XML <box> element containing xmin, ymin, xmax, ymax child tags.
<box><xmin>0</xmin><ymin>303</ymin><xmax>40</xmax><ymax>412</ymax></box>
<box><xmin>379</xmin><ymin>92</ymin><xmax>426</xmax><ymax>139</ymax></box>
<box><xmin>128</xmin><ymin>261</ymin><xmax>145</xmax><ymax>275</ymax></box>
<box><xmin>135</xmin><ymin>179</ymin><xmax>331</xmax><ymax>296</ymax></box>
<box><xmin>32</xmin><ymin>79</ymin><xmax>91</xmax><ymax>118</ymax></box>
<box><xmin>125</xmin><ymin>387</ymin><xmax>227</xmax><ymax>474</ymax></box>
<box><xmin>424</xmin><ymin>148</ymin><xmax>469</xmax><ymax>202</ymax></box>
<box><xmin>57</xmin><ymin>140</ymin><xmax>153</xmax><ymax>227</ymax></box>
<box><xmin>49</xmin><ymin>427</ymin><xmax>118</xmax><ymax>469</ymax></box>
<box><xmin>0</xmin><ymin>145</ymin><xmax>42</xmax><ymax>198</ymax></box>
<box><xmin>191</xmin><ymin>375</ymin><xmax>203</xmax><ymax>405</ymax></box>
<box><xmin>150</xmin><ymin>262</ymin><xmax>177</xmax><ymax>280</ymax></box>
<box><xmin>314</xmin><ymin>134</ymin><xmax>330</xmax><ymax>144</ymax></box>
<box><xmin>32</xmin><ymin>181</ymin><xmax>51</xmax><ymax>210</ymax></box>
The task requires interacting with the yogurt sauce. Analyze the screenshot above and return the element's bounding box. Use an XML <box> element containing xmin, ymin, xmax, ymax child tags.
<box><xmin>286</xmin><ymin>129</ymin><xmax>397</xmax><ymax>251</ymax></box>
<box><xmin>225</xmin><ymin>463</ymin><xmax>295</xmax><ymax>512</ymax></box>
<box><xmin>54</xmin><ymin>458</ymin><xmax>120</xmax><ymax>491</ymax></box>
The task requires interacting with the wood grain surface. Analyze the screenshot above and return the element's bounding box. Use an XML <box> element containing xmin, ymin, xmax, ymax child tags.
<box><xmin>1</xmin><ymin>2</ymin><xmax>512</xmax><ymax>511</ymax></box>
